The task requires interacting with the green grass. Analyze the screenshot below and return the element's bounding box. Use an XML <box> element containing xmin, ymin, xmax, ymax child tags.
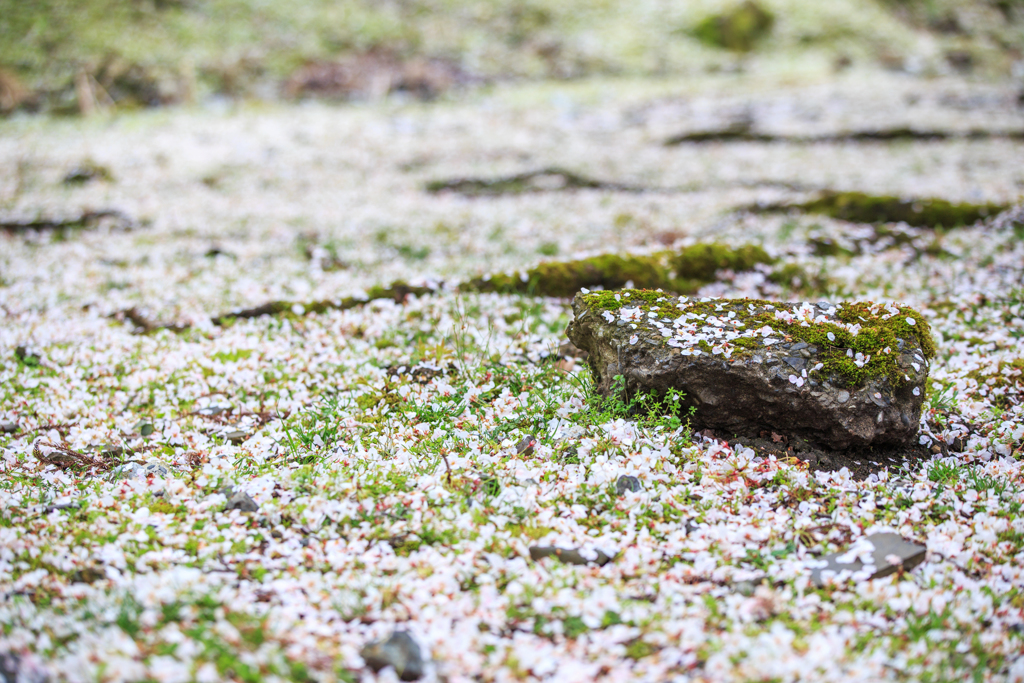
<box><xmin>2</xmin><ymin>0</ymin><xmax>1021</xmax><ymax>113</ymax></box>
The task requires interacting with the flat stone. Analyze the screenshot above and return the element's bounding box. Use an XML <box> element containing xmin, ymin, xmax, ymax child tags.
<box><xmin>0</xmin><ymin>421</ymin><xmax>18</xmax><ymax>433</ymax></box>
<box><xmin>615</xmin><ymin>475</ymin><xmax>642</xmax><ymax>494</ymax></box>
<box><xmin>361</xmin><ymin>631</ymin><xmax>425</xmax><ymax>681</ymax></box>
<box><xmin>782</xmin><ymin>356</ymin><xmax>806</xmax><ymax>371</ymax></box>
<box><xmin>515</xmin><ymin>434</ymin><xmax>536</xmax><ymax>455</ymax></box>
<box><xmin>137</xmin><ymin>461</ymin><xmax>171</xmax><ymax>478</ymax></box>
<box><xmin>566</xmin><ymin>293</ymin><xmax>930</xmax><ymax>449</ymax></box>
<box><xmin>809</xmin><ymin>532</ymin><xmax>927</xmax><ymax>586</ymax></box>
<box><xmin>529</xmin><ymin>545</ymin><xmax>616</xmax><ymax>566</ymax></box>
<box><xmin>223</xmin><ymin>488</ymin><xmax>258</xmax><ymax>512</ymax></box>
<box><xmin>222</xmin><ymin>429</ymin><xmax>248</xmax><ymax>444</ymax></box>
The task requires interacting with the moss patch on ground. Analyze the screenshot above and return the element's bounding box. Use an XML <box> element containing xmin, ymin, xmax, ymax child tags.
<box><xmin>579</xmin><ymin>290</ymin><xmax>935</xmax><ymax>387</ymax></box>
<box><xmin>765</xmin><ymin>191</ymin><xmax>1007</xmax><ymax>229</ymax></box>
<box><xmin>668</xmin><ymin>243</ymin><xmax>772</xmax><ymax>283</ymax></box>
<box><xmin>691</xmin><ymin>1</ymin><xmax>775</xmax><ymax>52</ymax></box>
<box><xmin>466</xmin><ymin>243</ymin><xmax>775</xmax><ymax>297</ymax></box>
<box><xmin>127</xmin><ymin>244</ymin><xmax>799</xmax><ymax>333</ymax></box>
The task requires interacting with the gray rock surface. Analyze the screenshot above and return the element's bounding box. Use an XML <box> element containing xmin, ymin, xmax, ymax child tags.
<box><xmin>567</xmin><ymin>292</ymin><xmax>931</xmax><ymax>448</ymax></box>
<box><xmin>361</xmin><ymin>631</ymin><xmax>425</xmax><ymax>681</ymax></box>
<box><xmin>222</xmin><ymin>487</ymin><xmax>259</xmax><ymax>512</ymax></box>
<box><xmin>810</xmin><ymin>532</ymin><xmax>926</xmax><ymax>586</ymax></box>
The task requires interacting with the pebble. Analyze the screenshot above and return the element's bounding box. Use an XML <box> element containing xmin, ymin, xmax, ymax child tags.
<box><xmin>0</xmin><ymin>421</ymin><xmax>18</xmax><ymax>433</ymax></box>
<box><xmin>222</xmin><ymin>487</ymin><xmax>259</xmax><ymax>512</ymax></box>
<box><xmin>361</xmin><ymin>631</ymin><xmax>425</xmax><ymax>681</ymax></box>
<box><xmin>515</xmin><ymin>435</ymin><xmax>536</xmax><ymax>456</ymax></box>
<box><xmin>222</xmin><ymin>429</ymin><xmax>248</xmax><ymax>444</ymax></box>
<box><xmin>615</xmin><ymin>475</ymin><xmax>642</xmax><ymax>494</ymax></box>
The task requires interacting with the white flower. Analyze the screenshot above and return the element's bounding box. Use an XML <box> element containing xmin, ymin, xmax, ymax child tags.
<box><xmin>629</xmin><ymin>334</ymin><xmax>639</xmax><ymax>345</ymax></box>
<box><xmin>907</xmin><ymin>317</ymin><xmax>916</xmax><ymax>326</ymax></box>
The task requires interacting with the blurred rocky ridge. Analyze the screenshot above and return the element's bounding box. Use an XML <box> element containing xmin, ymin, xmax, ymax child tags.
<box><xmin>0</xmin><ymin>0</ymin><xmax>1022</xmax><ymax>116</ymax></box>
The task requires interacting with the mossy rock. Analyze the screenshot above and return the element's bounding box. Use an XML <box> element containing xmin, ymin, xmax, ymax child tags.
<box><xmin>691</xmin><ymin>1</ymin><xmax>775</xmax><ymax>52</ymax></box>
<box><xmin>568</xmin><ymin>291</ymin><xmax>934</xmax><ymax>448</ymax></box>
<box><xmin>786</xmin><ymin>191</ymin><xmax>1007</xmax><ymax>229</ymax></box>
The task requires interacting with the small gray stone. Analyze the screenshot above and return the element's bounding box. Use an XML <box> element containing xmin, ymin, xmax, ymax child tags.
<box><xmin>515</xmin><ymin>435</ymin><xmax>537</xmax><ymax>456</ymax></box>
<box><xmin>361</xmin><ymin>631</ymin><xmax>425</xmax><ymax>681</ymax></box>
<box><xmin>782</xmin><ymin>356</ymin><xmax>806</xmax><ymax>371</ymax></box>
<box><xmin>197</xmin><ymin>405</ymin><xmax>230</xmax><ymax>416</ymax></box>
<box><xmin>222</xmin><ymin>429</ymin><xmax>248</xmax><ymax>444</ymax></box>
<box><xmin>224</xmin><ymin>489</ymin><xmax>258</xmax><ymax>512</ymax></box>
<box><xmin>810</xmin><ymin>532</ymin><xmax>926</xmax><ymax>586</ymax></box>
<box><xmin>615</xmin><ymin>475</ymin><xmax>642</xmax><ymax>495</ymax></box>
<box><xmin>0</xmin><ymin>421</ymin><xmax>18</xmax><ymax>434</ymax></box>
<box><xmin>836</xmin><ymin>390</ymin><xmax>850</xmax><ymax>404</ymax></box>
<box><xmin>529</xmin><ymin>546</ymin><xmax>616</xmax><ymax>566</ymax></box>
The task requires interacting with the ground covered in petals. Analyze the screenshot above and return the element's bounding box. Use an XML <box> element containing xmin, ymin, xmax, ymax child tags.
<box><xmin>2</xmin><ymin>71</ymin><xmax>1024</xmax><ymax>682</ymax></box>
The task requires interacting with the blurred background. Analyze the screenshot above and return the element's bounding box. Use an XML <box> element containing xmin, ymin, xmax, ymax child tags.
<box><xmin>1</xmin><ymin>0</ymin><xmax>1023</xmax><ymax>116</ymax></box>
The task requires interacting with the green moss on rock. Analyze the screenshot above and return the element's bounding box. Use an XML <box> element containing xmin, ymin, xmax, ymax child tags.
<box><xmin>785</xmin><ymin>191</ymin><xmax>1006</xmax><ymax>229</ymax></box>
<box><xmin>466</xmin><ymin>253</ymin><xmax>675</xmax><ymax>297</ymax></box>
<box><xmin>578</xmin><ymin>290</ymin><xmax>935</xmax><ymax>388</ymax></box>
<box><xmin>691</xmin><ymin>1</ymin><xmax>775</xmax><ymax>52</ymax></box>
